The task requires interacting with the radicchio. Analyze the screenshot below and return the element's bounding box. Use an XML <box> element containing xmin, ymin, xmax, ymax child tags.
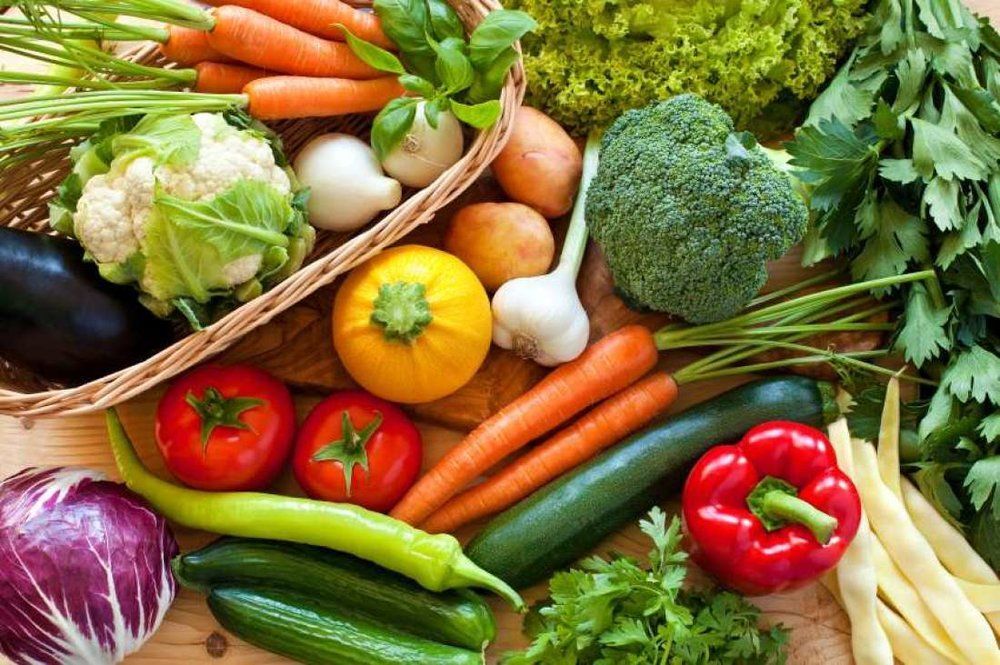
<box><xmin>0</xmin><ymin>467</ymin><xmax>178</xmax><ymax>664</ymax></box>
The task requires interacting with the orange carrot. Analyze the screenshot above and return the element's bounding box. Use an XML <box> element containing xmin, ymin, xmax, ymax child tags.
<box><xmin>245</xmin><ymin>75</ymin><xmax>405</xmax><ymax>120</ymax></box>
<box><xmin>203</xmin><ymin>0</ymin><xmax>394</xmax><ymax>51</ymax></box>
<box><xmin>421</xmin><ymin>372</ymin><xmax>678</xmax><ymax>534</ymax></box>
<box><xmin>159</xmin><ymin>26</ymin><xmax>233</xmax><ymax>66</ymax></box>
<box><xmin>390</xmin><ymin>325</ymin><xmax>660</xmax><ymax>525</ymax></box>
<box><xmin>194</xmin><ymin>62</ymin><xmax>270</xmax><ymax>93</ymax></box>
<box><xmin>206</xmin><ymin>6</ymin><xmax>382</xmax><ymax>80</ymax></box>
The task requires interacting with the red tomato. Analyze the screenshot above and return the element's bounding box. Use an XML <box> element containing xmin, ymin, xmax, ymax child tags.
<box><xmin>293</xmin><ymin>390</ymin><xmax>422</xmax><ymax>512</ymax></box>
<box><xmin>155</xmin><ymin>364</ymin><xmax>295</xmax><ymax>491</ymax></box>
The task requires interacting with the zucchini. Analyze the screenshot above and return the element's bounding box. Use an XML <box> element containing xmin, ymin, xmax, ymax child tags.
<box><xmin>466</xmin><ymin>376</ymin><xmax>838</xmax><ymax>588</ymax></box>
<box><xmin>208</xmin><ymin>586</ymin><xmax>484</xmax><ymax>665</ymax></box>
<box><xmin>173</xmin><ymin>538</ymin><xmax>495</xmax><ymax>650</ymax></box>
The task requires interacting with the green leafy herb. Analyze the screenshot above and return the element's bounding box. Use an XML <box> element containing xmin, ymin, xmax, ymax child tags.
<box><xmin>342</xmin><ymin>0</ymin><xmax>533</xmax><ymax>158</ymax></box>
<box><xmin>370</xmin><ymin>97</ymin><xmax>419</xmax><ymax>161</ymax></box>
<box><xmin>336</xmin><ymin>25</ymin><xmax>406</xmax><ymax>75</ymax></box>
<box><xmin>785</xmin><ymin>0</ymin><xmax>1000</xmax><ymax>569</ymax></box>
<box><xmin>450</xmin><ymin>99</ymin><xmax>501</xmax><ymax>128</ymax></box>
<box><xmin>503</xmin><ymin>508</ymin><xmax>788</xmax><ymax>665</ymax></box>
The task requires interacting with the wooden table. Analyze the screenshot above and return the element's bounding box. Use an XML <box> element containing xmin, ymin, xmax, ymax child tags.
<box><xmin>2</xmin><ymin>2</ymin><xmax>997</xmax><ymax>661</ymax></box>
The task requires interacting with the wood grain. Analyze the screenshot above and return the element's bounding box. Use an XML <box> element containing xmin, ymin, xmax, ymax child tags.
<box><xmin>2</xmin><ymin>2</ymin><xmax>997</xmax><ymax>662</ymax></box>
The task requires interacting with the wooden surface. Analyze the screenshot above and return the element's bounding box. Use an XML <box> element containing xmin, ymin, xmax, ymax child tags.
<box><xmin>2</xmin><ymin>2</ymin><xmax>997</xmax><ymax>662</ymax></box>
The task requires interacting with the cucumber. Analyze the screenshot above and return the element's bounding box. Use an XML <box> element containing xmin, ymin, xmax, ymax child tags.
<box><xmin>208</xmin><ymin>586</ymin><xmax>484</xmax><ymax>665</ymax></box>
<box><xmin>466</xmin><ymin>376</ymin><xmax>838</xmax><ymax>588</ymax></box>
<box><xmin>173</xmin><ymin>538</ymin><xmax>495</xmax><ymax>650</ymax></box>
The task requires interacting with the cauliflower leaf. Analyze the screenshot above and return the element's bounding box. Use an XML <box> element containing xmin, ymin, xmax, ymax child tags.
<box><xmin>142</xmin><ymin>179</ymin><xmax>294</xmax><ymax>305</ymax></box>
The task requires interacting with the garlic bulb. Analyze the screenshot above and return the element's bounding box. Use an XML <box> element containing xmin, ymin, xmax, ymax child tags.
<box><xmin>492</xmin><ymin>268</ymin><xmax>590</xmax><ymax>366</ymax></box>
<box><xmin>490</xmin><ymin>133</ymin><xmax>602</xmax><ymax>366</ymax></box>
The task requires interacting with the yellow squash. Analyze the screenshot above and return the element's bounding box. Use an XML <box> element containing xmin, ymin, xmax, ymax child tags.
<box><xmin>333</xmin><ymin>245</ymin><xmax>492</xmax><ymax>404</ymax></box>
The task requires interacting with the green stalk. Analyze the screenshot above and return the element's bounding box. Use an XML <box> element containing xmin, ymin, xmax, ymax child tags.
<box><xmin>10</xmin><ymin>0</ymin><xmax>215</xmax><ymax>30</ymax></box>
<box><xmin>661</xmin><ymin>270</ymin><xmax>934</xmax><ymax>345</ymax></box>
<box><xmin>0</xmin><ymin>90</ymin><xmax>246</xmax><ymax>164</ymax></box>
<box><xmin>671</xmin><ymin>298</ymin><xmax>890</xmax><ymax>378</ymax></box>
<box><xmin>0</xmin><ymin>18</ymin><xmax>167</xmax><ymax>42</ymax></box>
<box><xmin>553</xmin><ymin>131</ymin><xmax>601</xmax><ymax>279</ymax></box>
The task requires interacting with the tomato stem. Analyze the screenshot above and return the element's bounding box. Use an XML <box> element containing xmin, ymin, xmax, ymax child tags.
<box><xmin>312</xmin><ymin>411</ymin><xmax>383</xmax><ymax>496</ymax></box>
<box><xmin>185</xmin><ymin>387</ymin><xmax>263</xmax><ymax>449</ymax></box>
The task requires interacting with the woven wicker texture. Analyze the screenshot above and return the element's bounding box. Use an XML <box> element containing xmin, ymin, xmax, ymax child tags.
<box><xmin>0</xmin><ymin>0</ymin><xmax>525</xmax><ymax>416</ymax></box>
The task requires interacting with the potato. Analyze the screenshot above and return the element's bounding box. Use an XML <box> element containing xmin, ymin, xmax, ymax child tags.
<box><xmin>491</xmin><ymin>107</ymin><xmax>582</xmax><ymax>218</ymax></box>
<box><xmin>444</xmin><ymin>202</ymin><xmax>555</xmax><ymax>291</ymax></box>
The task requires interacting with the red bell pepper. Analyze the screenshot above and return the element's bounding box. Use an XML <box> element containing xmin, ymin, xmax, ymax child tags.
<box><xmin>682</xmin><ymin>420</ymin><xmax>861</xmax><ymax>595</ymax></box>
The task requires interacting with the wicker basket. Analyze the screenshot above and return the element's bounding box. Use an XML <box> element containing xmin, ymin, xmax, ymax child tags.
<box><xmin>0</xmin><ymin>0</ymin><xmax>525</xmax><ymax>418</ymax></box>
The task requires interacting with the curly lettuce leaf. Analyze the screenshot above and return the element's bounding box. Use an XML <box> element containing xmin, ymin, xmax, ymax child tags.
<box><xmin>508</xmin><ymin>0</ymin><xmax>869</xmax><ymax>135</ymax></box>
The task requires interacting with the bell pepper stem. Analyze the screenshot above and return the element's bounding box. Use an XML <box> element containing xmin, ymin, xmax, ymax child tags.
<box><xmin>760</xmin><ymin>490</ymin><xmax>838</xmax><ymax>545</ymax></box>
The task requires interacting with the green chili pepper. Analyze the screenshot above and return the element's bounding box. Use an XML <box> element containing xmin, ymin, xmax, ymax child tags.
<box><xmin>105</xmin><ymin>409</ymin><xmax>524</xmax><ymax>610</ymax></box>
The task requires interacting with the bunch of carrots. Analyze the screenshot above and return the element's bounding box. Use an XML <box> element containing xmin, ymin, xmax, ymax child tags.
<box><xmin>12</xmin><ymin>0</ymin><xmax>406</xmax><ymax>119</ymax></box>
<box><xmin>160</xmin><ymin>0</ymin><xmax>403</xmax><ymax>119</ymax></box>
<box><xmin>393</xmin><ymin>270</ymin><xmax>938</xmax><ymax>533</ymax></box>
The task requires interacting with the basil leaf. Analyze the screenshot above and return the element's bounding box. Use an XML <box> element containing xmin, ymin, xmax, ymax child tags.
<box><xmin>338</xmin><ymin>24</ymin><xmax>405</xmax><ymax>74</ymax></box>
<box><xmin>431</xmin><ymin>35</ymin><xmax>474</xmax><ymax>94</ymax></box>
<box><xmin>466</xmin><ymin>46</ymin><xmax>519</xmax><ymax>103</ymax></box>
<box><xmin>468</xmin><ymin>10</ymin><xmax>535</xmax><ymax>70</ymax></box>
<box><xmin>373</xmin><ymin>0</ymin><xmax>436</xmax><ymax>81</ymax></box>
<box><xmin>424</xmin><ymin>96</ymin><xmax>450</xmax><ymax>129</ymax></box>
<box><xmin>425</xmin><ymin>0</ymin><xmax>464</xmax><ymax>42</ymax></box>
<box><xmin>371</xmin><ymin>97</ymin><xmax>419</xmax><ymax>160</ymax></box>
<box><xmin>450</xmin><ymin>98</ymin><xmax>501</xmax><ymax>129</ymax></box>
<box><xmin>400</xmin><ymin>73</ymin><xmax>437</xmax><ymax>98</ymax></box>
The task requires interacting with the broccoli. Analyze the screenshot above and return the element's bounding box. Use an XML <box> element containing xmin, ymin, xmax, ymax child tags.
<box><xmin>585</xmin><ymin>94</ymin><xmax>808</xmax><ymax>324</ymax></box>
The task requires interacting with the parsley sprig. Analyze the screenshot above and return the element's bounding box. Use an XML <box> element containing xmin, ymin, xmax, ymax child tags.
<box><xmin>784</xmin><ymin>0</ymin><xmax>1000</xmax><ymax>569</ymax></box>
<box><xmin>503</xmin><ymin>508</ymin><xmax>788</xmax><ymax>665</ymax></box>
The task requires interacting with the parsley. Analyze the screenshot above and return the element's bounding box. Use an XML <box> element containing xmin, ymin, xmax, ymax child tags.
<box><xmin>785</xmin><ymin>0</ymin><xmax>1000</xmax><ymax>570</ymax></box>
<box><xmin>503</xmin><ymin>509</ymin><xmax>788</xmax><ymax>665</ymax></box>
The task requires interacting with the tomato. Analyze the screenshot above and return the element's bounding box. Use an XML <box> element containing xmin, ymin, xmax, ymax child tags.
<box><xmin>293</xmin><ymin>390</ymin><xmax>422</xmax><ymax>512</ymax></box>
<box><xmin>155</xmin><ymin>364</ymin><xmax>296</xmax><ymax>491</ymax></box>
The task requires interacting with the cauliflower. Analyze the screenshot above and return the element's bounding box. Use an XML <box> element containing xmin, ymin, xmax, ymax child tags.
<box><xmin>50</xmin><ymin>111</ymin><xmax>313</xmax><ymax>329</ymax></box>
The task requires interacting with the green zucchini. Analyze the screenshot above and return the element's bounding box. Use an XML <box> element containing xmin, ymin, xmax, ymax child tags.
<box><xmin>207</xmin><ymin>586</ymin><xmax>484</xmax><ymax>665</ymax></box>
<box><xmin>466</xmin><ymin>375</ymin><xmax>838</xmax><ymax>588</ymax></box>
<box><xmin>173</xmin><ymin>538</ymin><xmax>495</xmax><ymax>650</ymax></box>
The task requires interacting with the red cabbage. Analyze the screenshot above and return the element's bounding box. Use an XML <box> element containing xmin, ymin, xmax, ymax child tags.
<box><xmin>0</xmin><ymin>467</ymin><xmax>178</xmax><ymax>664</ymax></box>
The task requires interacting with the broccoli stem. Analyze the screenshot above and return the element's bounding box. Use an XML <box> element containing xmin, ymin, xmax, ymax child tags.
<box><xmin>553</xmin><ymin>131</ymin><xmax>602</xmax><ymax>279</ymax></box>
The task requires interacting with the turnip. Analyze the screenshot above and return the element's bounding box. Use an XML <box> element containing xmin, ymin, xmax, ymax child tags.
<box><xmin>294</xmin><ymin>133</ymin><xmax>402</xmax><ymax>232</ymax></box>
<box><xmin>381</xmin><ymin>102</ymin><xmax>464</xmax><ymax>188</ymax></box>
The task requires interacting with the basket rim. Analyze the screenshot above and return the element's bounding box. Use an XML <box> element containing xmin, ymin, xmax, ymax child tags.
<box><xmin>0</xmin><ymin>0</ymin><xmax>526</xmax><ymax>418</ymax></box>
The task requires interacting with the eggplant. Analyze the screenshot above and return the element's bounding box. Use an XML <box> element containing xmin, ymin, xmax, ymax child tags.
<box><xmin>0</xmin><ymin>228</ymin><xmax>173</xmax><ymax>385</ymax></box>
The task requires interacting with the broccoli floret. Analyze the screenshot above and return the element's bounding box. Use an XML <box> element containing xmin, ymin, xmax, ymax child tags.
<box><xmin>585</xmin><ymin>94</ymin><xmax>808</xmax><ymax>324</ymax></box>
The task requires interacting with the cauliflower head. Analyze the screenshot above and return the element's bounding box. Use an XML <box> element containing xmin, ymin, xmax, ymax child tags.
<box><xmin>50</xmin><ymin>112</ymin><xmax>313</xmax><ymax>329</ymax></box>
<box><xmin>585</xmin><ymin>95</ymin><xmax>808</xmax><ymax>324</ymax></box>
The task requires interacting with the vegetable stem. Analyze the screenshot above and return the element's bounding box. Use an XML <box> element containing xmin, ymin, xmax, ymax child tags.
<box><xmin>553</xmin><ymin>131</ymin><xmax>600</xmax><ymax>279</ymax></box>
<box><xmin>14</xmin><ymin>0</ymin><xmax>216</xmax><ymax>30</ymax></box>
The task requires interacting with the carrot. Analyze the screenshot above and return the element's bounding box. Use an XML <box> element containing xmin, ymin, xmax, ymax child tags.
<box><xmin>202</xmin><ymin>0</ymin><xmax>394</xmax><ymax>51</ymax></box>
<box><xmin>159</xmin><ymin>26</ymin><xmax>233</xmax><ymax>66</ymax></box>
<box><xmin>194</xmin><ymin>62</ymin><xmax>270</xmax><ymax>93</ymax></box>
<box><xmin>390</xmin><ymin>325</ymin><xmax>660</xmax><ymax>525</ymax></box>
<box><xmin>421</xmin><ymin>372</ymin><xmax>678</xmax><ymax>534</ymax></box>
<box><xmin>245</xmin><ymin>75</ymin><xmax>405</xmax><ymax>120</ymax></box>
<box><xmin>206</xmin><ymin>6</ymin><xmax>382</xmax><ymax>80</ymax></box>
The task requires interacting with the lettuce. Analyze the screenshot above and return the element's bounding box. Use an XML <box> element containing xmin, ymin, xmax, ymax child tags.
<box><xmin>509</xmin><ymin>0</ymin><xmax>870</xmax><ymax>136</ymax></box>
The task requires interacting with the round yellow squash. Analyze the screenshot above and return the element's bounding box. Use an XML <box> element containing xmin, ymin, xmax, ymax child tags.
<box><xmin>332</xmin><ymin>245</ymin><xmax>492</xmax><ymax>404</ymax></box>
